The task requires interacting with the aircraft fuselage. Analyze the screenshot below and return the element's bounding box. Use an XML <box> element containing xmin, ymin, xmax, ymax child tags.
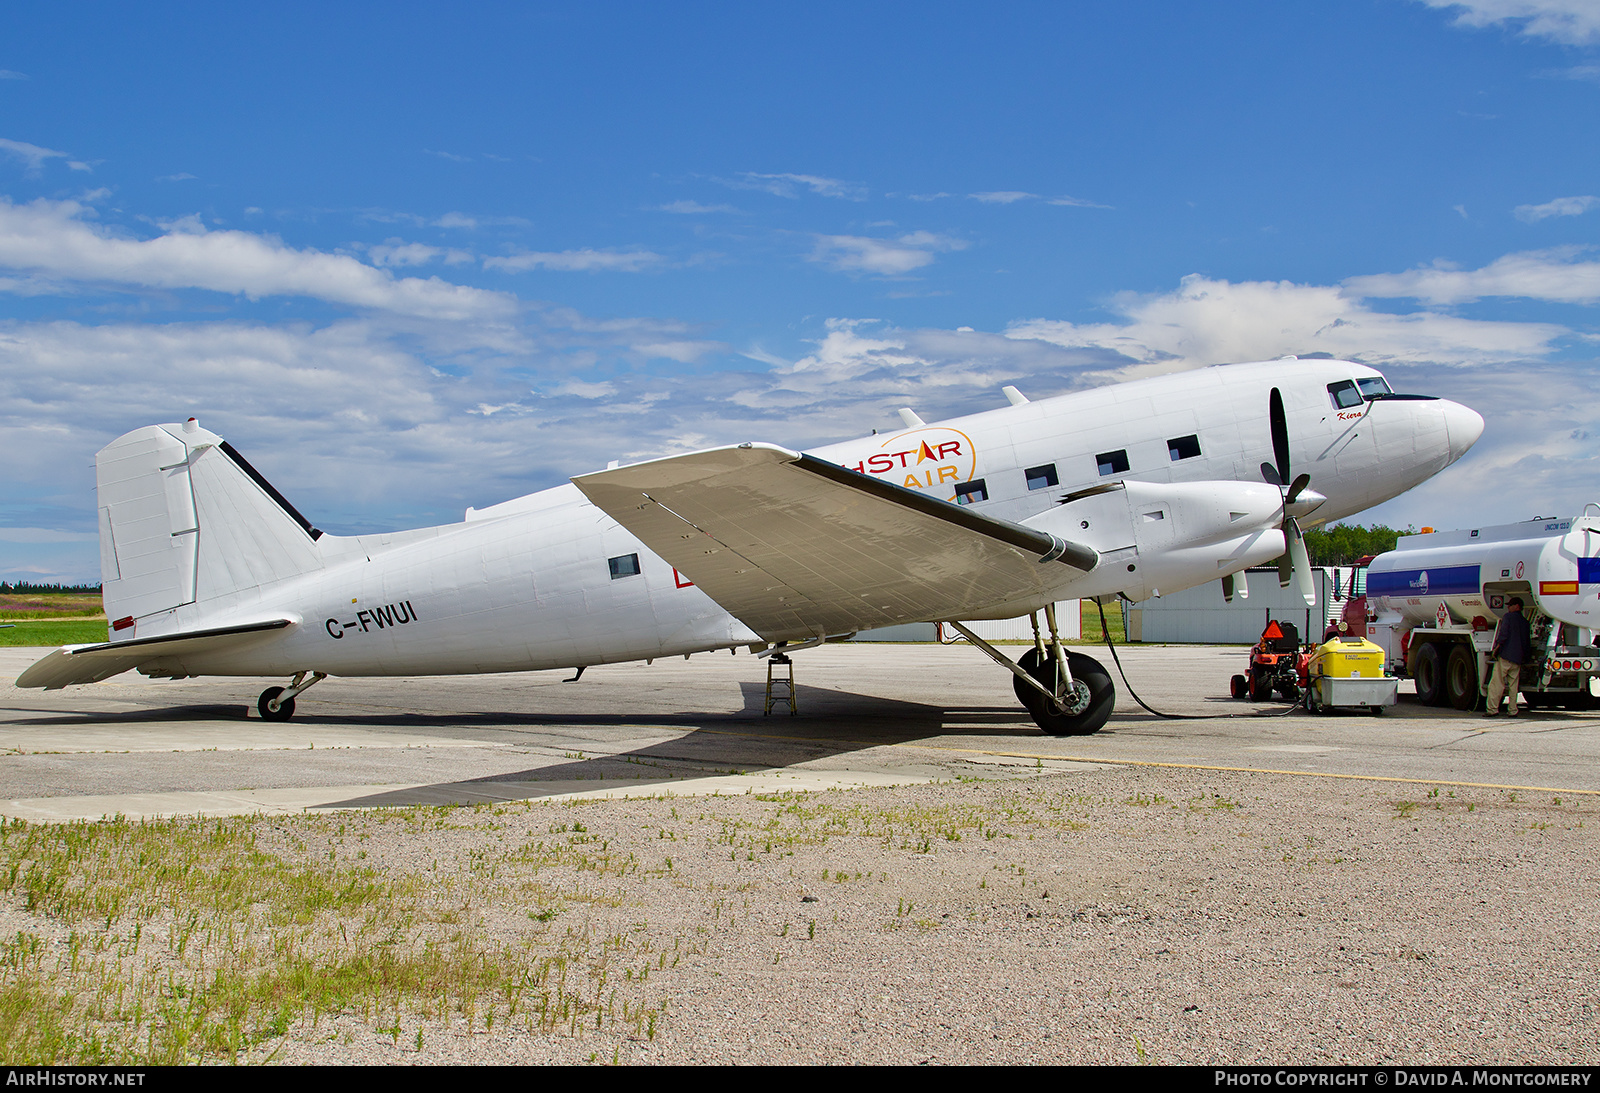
<box><xmin>94</xmin><ymin>360</ymin><xmax>1484</xmax><ymax>681</ymax></box>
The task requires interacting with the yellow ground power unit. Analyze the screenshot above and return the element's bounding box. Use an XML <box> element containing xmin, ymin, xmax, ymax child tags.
<box><xmin>1305</xmin><ymin>636</ymin><xmax>1398</xmax><ymax>715</ymax></box>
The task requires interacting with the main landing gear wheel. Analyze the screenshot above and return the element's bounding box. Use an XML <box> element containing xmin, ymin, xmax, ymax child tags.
<box><xmin>1013</xmin><ymin>648</ymin><xmax>1115</xmax><ymax>736</ymax></box>
<box><xmin>258</xmin><ymin>686</ymin><xmax>296</xmax><ymax>722</ymax></box>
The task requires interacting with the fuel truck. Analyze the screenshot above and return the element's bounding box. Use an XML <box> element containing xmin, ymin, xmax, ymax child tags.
<box><xmin>1360</xmin><ymin>506</ymin><xmax>1600</xmax><ymax>711</ymax></box>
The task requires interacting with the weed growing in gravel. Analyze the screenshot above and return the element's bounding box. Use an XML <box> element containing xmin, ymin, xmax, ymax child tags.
<box><xmin>0</xmin><ymin>813</ymin><xmax>672</xmax><ymax>1064</ymax></box>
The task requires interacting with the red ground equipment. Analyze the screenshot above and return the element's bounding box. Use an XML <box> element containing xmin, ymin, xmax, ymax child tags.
<box><xmin>1230</xmin><ymin>619</ymin><xmax>1309</xmax><ymax>702</ymax></box>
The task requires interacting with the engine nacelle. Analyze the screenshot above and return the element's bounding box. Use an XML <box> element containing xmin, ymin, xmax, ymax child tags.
<box><xmin>1027</xmin><ymin>479</ymin><xmax>1286</xmax><ymax>603</ymax></box>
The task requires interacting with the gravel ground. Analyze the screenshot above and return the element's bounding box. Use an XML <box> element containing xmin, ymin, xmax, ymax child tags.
<box><xmin>194</xmin><ymin>764</ymin><xmax>1600</xmax><ymax>1065</ymax></box>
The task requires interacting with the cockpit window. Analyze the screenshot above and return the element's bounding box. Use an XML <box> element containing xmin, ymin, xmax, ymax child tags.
<box><xmin>1327</xmin><ymin>380</ymin><xmax>1363</xmax><ymax>410</ymax></box>
<box><xmin>1357</xmin><ymin>376</ymin><xmax>1392</xmax><ymax>400</ymax></box>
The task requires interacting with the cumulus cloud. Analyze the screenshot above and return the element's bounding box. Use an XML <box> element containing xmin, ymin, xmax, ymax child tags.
<box><xmin>365</xmin><ymin>240</ymin><xmax>473</xmax><ymax>267</ymax></box>
<box><xmin>5</xmin><ymin>205</ymin><xmax>1597</xmax><ymax>579</ymax></box>
<box><xmin>484</xmin><ymin>248</ymin><xmax>664</xmax><ymax>273</ymax></box>
<box><xmin>1343</xmin><ymin>247</ymin><xmax>1600</xmax><ymax>305</ymax></box>
<box><xmin>0</xmin><ymin>308</ymin><xmax>728</xmax><ymax>534</ymax></box>
<box><xmin>1514</xmin><ymin>195</ymin><xmax>1600</xmax><ymax>222</ymax></box>
<box><xmin>0</xmin><ymin>197</ymin><xmax>514</xmax><ymax>319</ymax></box>
<box><xmin>0</xmin><ymin>138</ymin><xmax>89</xmax><ymax>174</ymax></box>
<box><xmin>809</xmin><ymin>232</ymin><xmax>968</xmax><ymax>276</ymax></box>
<box><xmin>1544</xmin><ymin>64</ymin><xmax>1600</xmax><ymax>81</ymax></box>
<box><xmin>546</xmin><ymin>379</ymin><xmax>618</xmax><ymax>399</ymax></box>
<box><xmin>723</xmin><ymin>172</ymin><xmax>866</xmax><ymax>200</ymax></box>
<box><xmin>965</xmin><ymin>190</ymin><xmax>1111</xmax><ymax>208</ymax></box>
<box><xmin>1421</xmin><ymin>0</ymin><xmax>1600</xmax><ymax>44</ymax></box>
<box><xmin>1007</xmin><ymin>273</ymin><xmax>1566</xmax><ymax>371</ymax></box>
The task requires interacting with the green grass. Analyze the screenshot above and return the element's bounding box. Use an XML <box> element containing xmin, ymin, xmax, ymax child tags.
<box><xmin>0</xmin><ymin>619</ymin><xmax>108</xmax><ymax>647</ymax></box>
<box><xmin>1078</xmin><ymin>599</ymin><xmax>1126</xmax><ymax>645</ymax></box>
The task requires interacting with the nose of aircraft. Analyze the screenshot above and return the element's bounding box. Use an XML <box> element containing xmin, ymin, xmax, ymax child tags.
<box><xmin>1439</xmin><ymin>398</ymin><xmax>1485</xmax><ymax>464</ymax></box>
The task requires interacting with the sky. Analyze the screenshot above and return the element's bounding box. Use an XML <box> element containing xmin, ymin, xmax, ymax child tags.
<box><xmin>3</xmin><ymin>0</ymin><xmax>1600</xmax><ymax>583</ymax></box>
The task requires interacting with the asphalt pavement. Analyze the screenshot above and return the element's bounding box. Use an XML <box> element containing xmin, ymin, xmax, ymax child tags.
<box><xmin>3</xmin><ymin>641</ymin><xmax>1596</xmax><ymax>821</ymax></box>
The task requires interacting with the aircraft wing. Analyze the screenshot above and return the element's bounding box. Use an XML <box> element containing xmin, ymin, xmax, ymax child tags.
<box><xmin>573</xmin><ymin>444</ymin><xmax>1097</xmax><ymax>641</ymax></box>
<box><xmin>15</xmin><ymin>619</ymin><xmax>294</xmax><ymax>690</ymax></box>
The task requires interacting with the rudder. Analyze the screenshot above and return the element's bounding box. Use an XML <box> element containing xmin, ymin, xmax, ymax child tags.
<box><xmin>98</xmin><ymin>419</ymin><xmax>324</xmax><ymax>629</ymax></box>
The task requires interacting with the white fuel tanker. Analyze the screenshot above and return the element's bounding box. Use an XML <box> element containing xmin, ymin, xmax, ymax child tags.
<box><xmin>1363</xmin><ymin>505</ymin><xmax>1600</xmax><ymax>710</ymax></box>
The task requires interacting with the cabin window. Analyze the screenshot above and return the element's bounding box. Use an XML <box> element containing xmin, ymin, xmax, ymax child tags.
<box><xmin>1327</xmin><ymin>380</ymin><xmax>1363</xmax><ymax>410</ymax></box>
<box><xmin>1024</xmin><ymin>464</ymin><xmax>1058</xmax><ymax>491</ymax></box>
<box><xmin>1167</xmin><ymin>434</ymin><xmax>1201</xmax><ymax>461</ymax></box>
<box><xmin>1357</xmin><ymin>376</ymin><xmax>1392</xmax><ymax>400</ymax></box>
<box><xmin>608</xmin><ymin>553</ymin><xmax>641</xmax><ymax>579</ymax></box>
<box><xmin>1095</xmin><ymin>449</ymin><xmax>1129</xmax><ymax>477</ymax></box>
<box><xmin>954</xmin><ymin>479</ymin><xmax>988</xmax><ymax>505</ymax></box>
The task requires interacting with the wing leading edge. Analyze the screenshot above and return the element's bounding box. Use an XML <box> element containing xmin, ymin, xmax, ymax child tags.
<box><xmin>573</xmin><ymin>444</ymin><xmax>1097</xmax><ymax>641</ymax></box>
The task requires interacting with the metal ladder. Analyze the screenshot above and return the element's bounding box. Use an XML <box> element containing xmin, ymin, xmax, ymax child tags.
<box><xmin>764</xmin><ymin>653</ymin><xmax>796</xmax><ymax>716</ymax></box>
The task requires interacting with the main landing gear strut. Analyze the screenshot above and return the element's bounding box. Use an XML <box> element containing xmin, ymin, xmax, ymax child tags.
<box><xmin>257</xmin><ymin>671</ymin><xmax>327</xmax><ymax>722</ymax></box>
<box><xmin>946</xmin><ymin>603</ymin><xmax>1116</xmax><ymax>736</ymax></box>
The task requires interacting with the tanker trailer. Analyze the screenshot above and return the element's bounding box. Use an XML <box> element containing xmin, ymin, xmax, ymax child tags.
<box><xmin>1364</xmin><ymin>506</ymin><xmax>1600</xmax><ymax>711</ymax></box>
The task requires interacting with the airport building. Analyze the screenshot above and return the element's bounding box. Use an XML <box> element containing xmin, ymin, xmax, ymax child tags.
<box><xmin>1124</xmin><ymin>566</ymin><xmax>1364</xmax><ymax>644</ymax></box>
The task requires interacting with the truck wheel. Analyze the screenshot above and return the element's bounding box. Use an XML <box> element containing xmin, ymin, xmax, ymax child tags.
<box><xmin>1445</xmin><ymin>644</ymin><xmax>1478</xmax><ymax>711</ymax></box>
<box><xmin>1414</xmin><ymin>643</ymin><xmax>1445</xmax><ymax>707</ymax></box>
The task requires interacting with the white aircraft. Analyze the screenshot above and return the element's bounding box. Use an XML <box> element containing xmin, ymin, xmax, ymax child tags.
<box><xmin>17</xmin><ymin>358</ymin><xmax>1483</xmax><ymax>735</ymax></box>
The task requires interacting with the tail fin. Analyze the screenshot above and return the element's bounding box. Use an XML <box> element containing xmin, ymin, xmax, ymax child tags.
<box><xmin>98</xmin><ymin>419</ymin><xmax>324</xmax><ymax>627</ymax></box>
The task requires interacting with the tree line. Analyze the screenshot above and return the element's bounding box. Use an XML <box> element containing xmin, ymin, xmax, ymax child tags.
<box><xmin>1303</xmin><ymin>524</ymin><xmax>1413</xmax><ymax>567</ymax></box>
<box><xmin>0</xmin><ymin>582</ymin><xmax>103</xmax><ymax>595</ymax></box>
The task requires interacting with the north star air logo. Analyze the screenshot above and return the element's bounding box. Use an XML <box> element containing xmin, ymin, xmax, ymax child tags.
<box><xmin>841</xmin><ymin>427</ymin><xmax>977</xmax><ymax>498</ymax></box>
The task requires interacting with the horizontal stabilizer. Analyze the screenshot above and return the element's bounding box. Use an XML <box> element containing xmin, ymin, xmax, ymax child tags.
<box><xmin>15</xmin><ymin>618</ymin><xmax>295</xmax><ymax>690</ymax></box>
<box><xmin>573</xmin><ymin>444</ymin><xmax>1097</xmax><ymax>641</ymax></box>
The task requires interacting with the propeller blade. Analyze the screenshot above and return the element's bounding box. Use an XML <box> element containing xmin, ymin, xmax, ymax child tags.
<box><xmin>1285</xmin><ymin>472</ymin><xmax>1311</xmax><ymax>505</ymax></box>
<box><xmin>1278</xmin><ymin>549</ymin><xmax>1292</xmax><ymax>589</ymax></box>
<box><xmin>1221</xmin><ymin>573</ymin><xmax>1234</xmax><ymax>604</ymax></box>
<box><xmin>1269</xmin><ymin>387</ymin><xmax>1291</xmax><ymax>487</ymax></box>
<box><xmin>1260</xmin><ymin>462</ymin><xmax>1282</xmax><ymax>487</ymax></box>
<box><xmin>1287</xmin><ymin>517</ymin><xmax>1315</xmax><ymax>606</ymax></box>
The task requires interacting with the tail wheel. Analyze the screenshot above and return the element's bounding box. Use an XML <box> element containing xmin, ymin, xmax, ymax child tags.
<box><xmin>1445</xmin><ymin>644</ymin><xmax>1479</xmax><ymax>711</ymax></box>
<box><xmin>1413</xmin><ymin>643</ymin><xmax>1445</xmax><ymax>706</ymax></box>
<box><xmin>258</xmin><ymin>686</ymin><xmax>296</xmax><ymax>722</ymax></box>
<box><xmin>1013</xmin><ymin>648</ymin><xmax>1115</xmax><ymax>736</ymax></box>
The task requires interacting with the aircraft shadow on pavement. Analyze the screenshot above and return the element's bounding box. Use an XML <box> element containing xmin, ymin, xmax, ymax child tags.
<box><xmin>1</xmin><ymin>680</ymin><xmax>1151</xmax><ymax>812</ymax></box>
<box><xmin>319</xmin><ymin>679</ymin><xmax>1066</xmax><ymax>808</ymax></box>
